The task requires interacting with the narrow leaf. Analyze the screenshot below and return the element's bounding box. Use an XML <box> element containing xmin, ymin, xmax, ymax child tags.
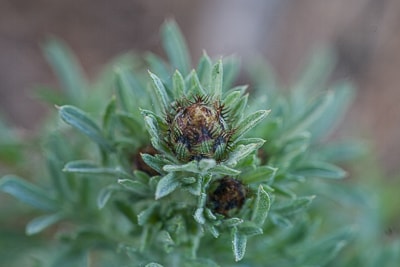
<box><xmin>138</xmin><ymin>203</ymin><xmax>158</xmax><ymax>226</ymax></box>
<box><xmin>141</xmin><ymin>154</ymin><xmax>166</xmax><ymax>175</ymax></box>
<box><xmin>197</xmin><ymin>52</ymin><xmax>212</xmax><ymax>89</ymax></box>
<box><xmin>161</xmin><ymin>20</ymin><xmax>191</xmax><ymax>75</ymax></box>
<box><xmin>97</xmin><ymin>185</ymin><xmax>118</xmax><ymax>209</ymax></box>
<box><xmin>210</xmin><ymin>165</ymin><xmax>241</xmax><ymax>176</ymax></box>
<box><xmin>116</xmin><ymin>112</ymin><xmax>144</xmax><ymax>135</ymax></box>
<box><xmin>58</xmin><ymin>105</ymin><xmax>113</xmax><ymax>151</ymax></box>
<box><xmin>230</xmin><ymin>94</ymin><xmax>248</xmax><ymax>122</ymax></box>
<box><xmin>239</xmin><ymin>221</ymin><xmax>263</xmax><ymax>237</ymax></box>
<box><xmin>283</xmin><ymin>91</ymin><xmax>333</xmax><ymax>142</ymax></box>
<box><xmin>222</xmin><ymin>56</ymin><xmax>240</xmax><ymax>89</ymax></box>
<box><xmin>118</xmin><ymin>179</ymin><xmax>150</xmax><ymax>196</ymax></box>
<box><xmin>173</xmin><ymin>70</ymin><xmax>185</xmax><ymax>97</ymax></box>
<box><xmin>145</xmin><ymin>53</ymin><xmax>171</xmax><ymax>83</ymax></box>
<box><xmin>63</xmin><ymin>160</ymin><xmax>132</xmax><ymax>179</ymax></box>
<box><xmin>223</xmin><ymin>217</ymin><xmax>244</xmax><ymax>227</ymax></box>
<box><xmin>43</xmin><ymin>38</ymin><xmax>86</xmax><ymax>104</ymax></box>
<box><xmin>155</xmin><ymin>173</ymin><xmax>180</xmax><ymax>199</ymax></box>
<box><xmin>226</xmin><ymin>142</ymin><xmax>265</xmax><ymax>167</ymax></box>
<box><xmin>148</xmin><ymin>71</ymin><xmax>170</xmax><ymax>112</ymax></box>
<box><xmin>194</xmin><ymin>208</ymin><xmax>206</xmax><ymax>224</ymax></box>
<box><xmin>251</xmin><ymin>185</ymin><xmax>271</xmax><ymax>226</ymax></box>
<box><xmin>223</xmin><ymin>89</ymin><xmax>244</xmax><ymax>108</ymax></box>
<box><xmin>233</xmin><ymin>110</ymin><xmax>270</xmax><ymax>141</ymax></box>
<box><xmin>188</xmin><ymin>70</ymin><xmax>205</xmax><ymax>96</ymax></box>
<box><xmin>163</xmin><ymin>161</ymin><xmax>199</xmax><ymax>173</ymax></box>
<box><xmin>157</xmin><ymin>230</ymin><xmax>175</xmax><ymax>253</ymax></box>
<box><xmin>145</xmin><ymin>263</ymin><xmax>164</xmax><ymax>267</ymax></box>
<box><xmin>273</xmin><ymin>196</ymin><xmax>315</xmax><ymax>216</ymax></box>
<box><xmin>211</xmin><ymin>60</ymin><xmax>223</xmax><ymax>97</ymax></box>
<box><xmin>294</xmin><ymin>161</ymin><xmax>347</xmax><ymax>179</ymax></box>
<box><xmin>231</xmin><ymin>227</ymin><xmax>247</xmax><ymax>262</ymax></box>
<box><xmin>102</xmin><ymin>96</ymin><xmax>116</xmax><ymax>137</ymax></box>
<box><xmin>0</xmin><ymin>175</ymin><xmax>58</xmax><ymax>211</ymax></box>
<box><xmin>26</xmin><ymin>213</ymin><xmax>63</xmax><ymax>235</ymax></box>
<box><xmin>241</xmin><ymin>166</ymin><xmax>277</xmax><ymax>184</ymax></box>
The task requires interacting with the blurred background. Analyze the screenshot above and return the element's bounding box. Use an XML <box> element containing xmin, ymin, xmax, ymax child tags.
<box><xmin>0</xmin><ymin>0</ymin><xmax>399</xmax><ymax>176</ymax></box>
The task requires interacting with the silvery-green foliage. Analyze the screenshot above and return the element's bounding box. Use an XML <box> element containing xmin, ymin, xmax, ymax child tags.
<box><xmin>1</xmin><ymin>20</ymin><xmax>398</xmax><ymax>267</ymax></box>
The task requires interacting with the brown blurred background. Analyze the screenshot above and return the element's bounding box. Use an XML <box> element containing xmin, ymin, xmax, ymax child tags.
<box><xmin>0</xmin><ymin>0</ymin><xmax>399</xmax><ymax>175</ymax></box>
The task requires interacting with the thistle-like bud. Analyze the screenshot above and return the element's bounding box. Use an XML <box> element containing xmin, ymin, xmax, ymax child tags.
<box><xmin>166</xmin><ymin>95</ymin><xmax>231</xmax><ymax>162</ymax></box>
<box><xmin>143</xmin><ymin>60</ymin><xmax>269</xmax><ymax>168</ymax></box>
<box><xmin>208</xmin><ymin>177</ymin><xmax>247</xmax><ymax>217</ymax></box>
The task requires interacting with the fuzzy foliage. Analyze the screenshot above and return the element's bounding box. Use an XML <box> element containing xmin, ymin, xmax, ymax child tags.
<box><xmin>1</xmin><ymin>20</ymin><xmax>399</xmax><ymax>267</ymax></box>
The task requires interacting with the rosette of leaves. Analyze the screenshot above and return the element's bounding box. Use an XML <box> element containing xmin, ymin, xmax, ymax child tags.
<box><xmin>3</xmin><ymin>19</ymin><xmax>396</xmax><ymax>267</ymax></box>
<box><xmin>53</xmin><ymin>23</ymin><xmax>272</xmax><ymax>264</ymax></box>
<box><xmin>0</xmin><ymin>20</ymin><xmax>272</xmax><ymax>266</ymax></box>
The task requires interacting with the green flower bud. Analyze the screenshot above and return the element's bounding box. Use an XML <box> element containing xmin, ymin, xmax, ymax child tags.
<box><xmin>166</xmin><ymin>95</ymin><xmax>232</xmax><ymax>162</ymax></box>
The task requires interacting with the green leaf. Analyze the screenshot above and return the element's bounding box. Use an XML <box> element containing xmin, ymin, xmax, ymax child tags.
<box><xmin>0</xmin><ymin>175</ymin><xmax>58</xmax><ymax>211</ymax></box>
<box><xmin>194</xmin><ymin>208</ymin><xmax>206</xmax><ymax>224</ymax></box>
<box><xmin>102</xmin><ymin>96</ymin><xmax>116</xmax><ymax>137</ymax></box>
<box><xmin>197</xmin><ymin>52</ymin><xmax>212</xmax><ymax>89</ymax></box>
<box><xmin>302</xmin><ymin>227</ymin><xmax>355</xmax><ymax>266</ymax></box>
<box><xmin>233</xmin><ymin>110</ymin><xmax>270</xmax><ymax>142</ymax></box>
<box><xmin>198</xmin><ymin>158</ymin><xmax>217</xmax><ymax>172</ymax></box>
<box><xmin>157</xmin><ymin>230</ymin><xmax>175</xmax><ymax>253</ymax></box>
<box><xmin>26</xmin><ymin>213</ymin><xmax>64</xmax><ymax>235</ymax></box>
<box><xmin>138</xmin><ymin>203</ymin><xmax>158</xmax><ymax>226</ymax></box>
<box><xmin>145</xmin><ymin>263</ymin><xmax>164</xmax><ymax>267</ymax></box>
<box><xmin>223</xmin><ymin>217</ymin><xmax>244</xmax><ymax>227</ymax></box>
<box><xmin>230</xmin><ymin>94</ymin><xmax>248</xmax><ymax>122</ymax></box>
<box><xmin>43</xmin><ymin>38</ymin><xmax>86</xmax><ymax>105</ymax></box>
<box><xmin>223</xmin><ymin>88</ymin><xmax>246</xmax><ymax>108</ymax></box>
<box><xmin>294</xmin><ymin>161</ymin><xmax>347</xmax><ymax>179</ymax></box>
<box><xmin>155</xmin><ymin>173</ymin><xmax>180</xmax><ymax>199</ymax></box>
<box><xmin>283</xmin><ymin>92</ymin><xmax>333</xmax><ymax>142</ymax></box>
<box><xmin>97</xmin><ymin>185</ymin><xmax>119</xmax><ymax>209</ymax></box>
<box><xmin>310</xmin><ymin>82</ymin><xmax>356</xmax><ymax>139</ymax></box>
<box><xmin>118</xmin><ymin>179</ymin><xmax>150</xmax><ymax>196</ymax></box>
<box><xmin>238</xmin><ymin>221</ymin><xmax>263</xmax><ymax>237</ymax></box>
<box><xmin>294</xmin><ymin>48</ymin><xmax>336</xmax><ymax>96</ymax></box>
<box><xmin>141</xmin><ymin>154</ymin><xmax>166</xmax><ymax>174</ymax></box>
<box><xmin>209</xmin><ymin>164</ymin><xmax>241</xmax><ymax>176</ymax></box>
<box><xmin>231</xmin><ymin>227</ymin><xmax>247</xmax><ymax>262</ymax></box>
<box><xmin>226</xmin><ymin>142</ymin><xmax>265</xmax><ymax>166</ymax></box>
<box><xmin>63</xmin><ymin>160</ymin><xmax>132</xmax><ymax>179</ymax></box>
<box><xmin>161</xmin><ymin>20</ymin><xmax>191</xmax><ymax>75</ymax></box>
<box><xmin>188</xmin><ymin>70</ymin><xmax>205</xmax><ymax>96</ymax></box>
<box><xmin>163</xmin><ymin>161</ymin><xmax>199</xmax><ymax>173</ymax></box>
<box><xmin>173</xmin><ymin>70</ymin><xmax>185</xmax><ymax>97</ymax></box>
<box><xmin>148</xmin><ymin>71</ymin><xmax>170</xmax><ymax>112</ymax></box>
<box><xmin>222</xmin><ymin>56</ymin><xmax>240</xmax><ymax>89</ymax></box>
<box><xmin>145</xmin><ymin>53</ymin><xmax>171</xmax><ymax>83</ymax></box>
<box><xmin>270</xmin><ymin>213</ymin><xmax>293</xmax><ymax>228</ymax></box>
<box><xmin>141</xmin><ymin>111</ymin><xmax>169</xmax><ymax>153</ymax></box>
<box><xmin>58</xmin><ymin>105</ymin><xmax>114</xmax><ymax>151</ymax></box>
<box><xmin>206</xmin><ymin>225</ymin><xmax>220</xmax><ymax>238</ymax></box>
<box><xmin>273</xmin><ymin>196</ymin><xmax>315</xmax><ymax>216</ymax></box>
<box><xmin>114</xmin><ymin>67</ymin><xmax>145</xmax><ymax>113</ymax></box>
<box><xmin>116</xmin><ymin>112</ymin><xmax>144</xmax><ymax>135</ymax></box>
<box><xmin>241</xmin><ymin>166</ymin><xmax>277</xmax><ymax>184</ymax></box>
<box><xmin>318</xmin><ymin>140</ymin><xmax>365</xmax><ymax>163</ymax></box>
<box><xmin>251</xmin><ymin>185</ymin><xmax>271</xmax><ymax>226</ymax></box>
<box><xmin>211</xmin><ymin>60</ymin><xmax>223</xmax><ymax>97</ymax></box>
